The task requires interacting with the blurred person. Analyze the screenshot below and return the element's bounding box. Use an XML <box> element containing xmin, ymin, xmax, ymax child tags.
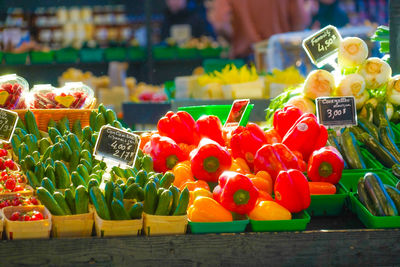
<box><xmin>310</xmin><ymin>0</ymin><xmax>349</xmax><ymax>29</ymax></box>
<box><xmin>161</xmin><ymin>0</ymin><xmax>211</xmax><ymax>41</ymax></box>
<box><xmin>207</xmin><ymin>0</ymin><xmax>311</xmax><ymax>59</ymax></box>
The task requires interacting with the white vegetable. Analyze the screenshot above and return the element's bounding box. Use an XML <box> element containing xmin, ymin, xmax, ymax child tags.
<box><xmin>359</xmin><ymin>97</ymin><xmax>378</xmax><ymax>117</ymax></box>
<box><xmin>338</xmin><ymin>37</ymin><xmax>368</xmax><ymax>68</ymax></box>
<box><xmin>286</xmin><ymin>95</ymin><xmax>316</xmax><ymax>114</ymax></box>
<box><xmin>355</xmin><ymin>90</ymin><xmax>369</xmax><ymax>110</ymax></box>
<box><xmin>357</xmin><ymin>57</ymin><xmax>392</xmax><ymax>90</ymax></box>
<box><xmin>303</xmin><ymin>70</ymin><xmax>335</xmax><ymax>100</ymax></box>
<box><xmin>387</xmin><ymin>75</ymin><xmax>400</xmax><ymax>105</ymax></box>
<box><xmin>336</xmin><ymin>74</ymin><xmax>366</xmax><ymax>97</ymax></box>
<box><xmin>386</xmin><ymin>102</ymin><xmax>394</xmax><ymax>120</ymax></box>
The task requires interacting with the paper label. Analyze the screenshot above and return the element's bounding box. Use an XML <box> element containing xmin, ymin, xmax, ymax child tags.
<box><xmin>0</xmin><ymin>91</ymin><xmax>9</xmax><ymax>106</ymax></box>
<box><xmin>55</xmin><ymin>95</ymin><xmax>75</xmax><ymax>108</ymax></box>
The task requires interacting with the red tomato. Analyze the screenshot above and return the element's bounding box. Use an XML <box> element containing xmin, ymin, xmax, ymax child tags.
<box><xmin>4</xmin><ymin>160</ymin><xmax>15</xmax><ymax>170</ymax></box>
<box><xmin>13</xmin><ymin>185</ymin><xmax>23</xmax><ymax>192</ymax></box>
<box><xmin>30</xmin><ymin>197</ymin><xmax>39</xmax><ymax>205</ymax></box>
<box><xmin>10</xmin><ymin>211</ymin><xmax>20</xmax><ymax>221</ymax></box>
<box><xmin>31</xmin><ymin>212</ymin><xmax>43</xmax><ymax>221</ymax></box>
<box><xmin>5</xmin><ymin>178</ymin><xmax>16</xmax><ymax>190</ymax></box>
<box><xmin>0</xmin><ymin>149</ymin><xmax>7</xmax><ymax>157</ymax></box>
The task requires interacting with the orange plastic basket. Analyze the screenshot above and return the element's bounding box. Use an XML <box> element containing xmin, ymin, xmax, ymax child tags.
<box><xmin>14</xmin><ymin>99</ymin><xmax>96</xmax><ymax>132</ymax></box>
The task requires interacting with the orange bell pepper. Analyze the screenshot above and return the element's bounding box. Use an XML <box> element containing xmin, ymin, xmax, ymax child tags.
<box><xmin>251</xmin><ymin>177</ymin><xmax>273</xmax><ymax>195</ymax></box>
<box><xmin>308</xmin><ymin>182</ymin><xmax>336</xmax><ymax>195</ymax></box>
<box><xmin>140</xmin><ymin>132</ymin><xmax>154</xmax><ymax>150</ymax></box>
<box><xmin>188</xmin><ymin>188</ymin><xmax>213</xmax><ymax>208</ymax></box>
<box><xmin>256</xmin><ymin>190</ymin><xmax>273</xmax><ymax>204</ymax></box>
<box><xmin>188</xmin><ymin>196</ymin><xmax>233</xmax><ymax>222</ymax></box>
<box><xmin>172</xmin><ymin>161</ymin><xmax>195</xmax><ymax>188</ymax></box>
<box><xmin>235</xmin><ymin>158</ymin><xmax>250</xmax><ymax>173</ymax></box>
<box><xmin>180</xmin><ymin>180</ymin><xmax>210</xmax><ymax>191</ymax></box>
<box><xmin>249</xmin><ymin>201</ymin><xmax>292</xmax><ymax>221</ymax></box>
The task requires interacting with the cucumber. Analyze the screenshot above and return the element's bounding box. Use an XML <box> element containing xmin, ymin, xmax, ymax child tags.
<box><xmin>169</xmin><ymin>185</ymin><xmax>180</xmax><ymax>215</ymax></box>
<box><xmin>113</xmin><ymin>186</ymin><xmax>124</xmax><ymax>202</ymax></box>
<box><xmin>358</xmin><ymin>117</ymin><xmax>379</xmax><ymax>141</ymax></box>
<box><xmin>373</xmin><ymin>102</ymin><xmax>394</xmax><ymax>139</ymax></box>
<box><xmin>89</xmin><ymin>186</ymin><xmax>111</xmax><ymax>220</ymax></box>
<box><xmin>77</xmin><ymin>164</ymin><xmax>90</xmax><ymax>184</ymax></box>
<box><xmin>11</xmin><ymin>135</ymin><xmax>21</xmax><ymax>153</ymax></box>
<box><xmin>67</xmin><ymin>133</ymin><xmax>81</xmax><ymax>153</ymax></box>
<box><xmin>57</xmin><ymin>117</ymin><xmax>70</xmax><ymax>135</ymax></box>
<box><xmin>25</xmin><ymin>110</ymin><xmax>41</xmax><ymax>140</ymax></box>
<box><xmin>80</xmin><ymin>159</ymin><xmax>93</xmax><ymax>174</ymax></box>
<box><xmin>45</xmin><ymin>166</ymin><xmax>56</xmax><ymax>187</ymax></box>
<box><xmin>111</xmin><ymin>198</ymin><xmax>131</xmax><ymax>220</ymax></box>
<box><xmin>50</xmin><ymin>143</ymin><xmax>63</xmax><ymax>161</ymax></box>
<box><xmin>128</xmin><ymin>202</ymin><xmax>143</xmax><ymax>219</ymax></box>
<box><xmin>48</xmin><ymin>127</ymin><xmax>62</xmax><ymax>144</ymax></box>
<box><xmin>94</xmin><ymin>113</ymin><xmax>106</xmax><ymax>132</ymax></box>
<box><xmin>143</xmin><ymin>181</ymin><xmax>158</xmax><ymax>215</ymax></box>
<box><xmin>82</xmin><ymin>126</ymin><xmax>93</xmax><ymax>142</ymax></box>
<box><xmin>59</xmin><ymin>140</ymin><xmax>72</xmax><ymax>162</ymax></box>
<box><xmin>155</xmin><ymin>189</ymin><xmax>173</xmax><ymax>215</ymax></box>
<box><xmin>36</xmin><ymin>187</ymin><xmax>65</xmax><ymax>215</ymax></box>
<box><xmin>124</xmin><ymin>168</ymin><xmax>136</xmax><ymax>179</ymax></box>
<box><xmin>81</xmin><ymin>141</ymin><xmax>92</xmax><ymax>153</ymax></box>
<box><xmin>340</xmin><ymin>129</ymin><xmax>366</xmax><ymax>169</ymax></box>
<box><xmin>379</xmin><ymin>126</ymin><xmax>400</xmax><ymax>162</ymax></box>
<box><xmin>358</xmin><ymin>133</ymin><xmax>400</xmax><ymax>168</ymax></box>
<box><xmin>24</xmin><ymin>134</ymin><xmax>38</xmax><ymax>153</ymax></box>
<box><xmin>64</xmin><ymin>188</ymin><xmax>76</xmax><ymax>214</ymax></box>
<box><xmin>89</xmin><ymin>173</ymin><xmax>101</xmax><ymax>184</ymax></box>
<box><xmin>384</xmin><ymin>184</ymin><xmax>400</xmax><ymax>213</ymax></box>
<box><xmin>55</xmin><ymin>161</ymin><xmax>70</xmax><ymax>189</ymax></box>
<box><xmin>357</xmin><ymin>177</ymin><xmax>377</xmax><ymax>216</ymax></box>
<box><xmin>160</xmin><ymin>172</ymin><xmax>175</xmax><ymax>189</ymax></box>
<box><xmin>72</xmin><ymin>120</ymin><xmax>83</xmax><ymax>141</ymax></box>
<box><xmin>141</xmin><ymin>155</ymin><xmax>154</xmax><ymax>173</ymax></box>
<box><xmin>42</xmin><ymin>145</ymin><xmax>53</xmax><ymax>161</ymax></box>
<box><xmin>53</xmin><ymin>192</ymin><xmax>72</xmax><ymax>215</ymax></box>
<box><xmin>126</xmin><ymin>177</ymin><xmax>136</xmax><ymax>187</ymax></box>
<box><xmin>47</xmin><ymin>118</ymin><xmax>57</xmax><ymax>130</ymax></box>
<box><xmin>69</xmin><ymin>150</ymin><xmax>80</xmax><ymax>172</ymax></box>
<box><xmin>98</xmin><ymin>104</ymin><xmax>107</xmax><ymax>118</ymax></box>
<box><xmin>80</xmin><ymin>150</ymin><xmax>93</xmax><ymax>165</ymax></box>
<box><xmin>90</xmin><ymin>110</ymin><xmax>97</xmax><ymax>129</ymax></box>
<box><xmin>112</xmin><ymin>166</ymin><xmax>126</xmax><ymax>179</ymax></box>
<box><xmin>26</xmin><ymin>170</ymin><xmax>40</xmax><ymax>188</ymax></box>
<box><xmin>124</xmin><ymin>183</ymin><xmax>145</xmax><ymax>201</ymax></box>
<box><xmin>364</xmin><ymin>172</ymin><xmax>398</xmax><ymax>216</ymax></box>
<box><xmin>34</xmin><ymin>162</ymin><xmax>45</xmax><ymax>182</ymax></box>
<box><xmin>75</xmin><ymin>185</ymin><xmax>89</xmax><ymax>214</ymax></box>
<box><xmin>112</xmin><ymin>120</ymin><xmax>123</xmax><ymax>129</ymax></box>
<box><xmin>16</xmin><ymin>117</ymin><xmax>26</xmax><ymax>132</ymax></box>
<box><xmin>105</xmin><ymin>109</ymin><xmax>117</xmax><ymax>124</ymax></box>
<box><xmin>14</xmin><ymin>128</ymin><xmax>27</xmax><ymax>140</ymax></box>
<box><xmin>71</xmin><ymin>171</ymin><xmax>87</xmax><ymax>188</ymax></box>
<box><xmin>392</xmin><ymin>164</ymin><xmax>400</xmax><ymax>179</ymax></box>
<box><xmin>32</xmin><ymin>151</ymin><xmax>41</xmax><ymax>163</ymax></box>
<box><xmin>44</xmin><ymin>158</ymin><xmax>54</xmax><ymax>168</ymax></box>
<box><xmin>173</xmin><ymin>187</ymin><xmax>190</xmax><ymax>216</ymax></box>
<box><xmin>18</xmin><ymin>143</ymin><xmax>29</xmax><ymax>162</ymax></box>
<box><xmin>105</xmin><ymin>181</ymin><xmax>115</xmax><ymax>213</ymax></box>
<box><xmin>24</xmin><ymin>155</ymin><xmax>36</xmax><ymax>171</ymax></box>
<box><xmin>41</xmin><ymin>177</ymin><xmax>56</xmax><ymax>195</ymax></box>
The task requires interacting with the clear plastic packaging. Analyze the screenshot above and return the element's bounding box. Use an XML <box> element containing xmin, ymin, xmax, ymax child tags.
<box><xmin>29</xmin><ymin>82</ymin><xmax>94</xmax><ymax>109</ymax></box>
<box><xmin>0</xmin><ymin>74</ymin><xmax>29</xmax><ymax>110</ymax></box>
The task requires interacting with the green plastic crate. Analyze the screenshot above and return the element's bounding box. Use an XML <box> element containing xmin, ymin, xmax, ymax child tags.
<box><xmin>127</xmin><ymin>47</ymin><xmax>146</xmax><ymax>61</ymax></box>
<box><xmin>105</xmin><ymin>47</ymin><xmax>127</xmax><ymax>62</ymax></box>
<box><xmin>54</xmin><ymin>48</ymin><xmax>78</xmax><ymax>63</ymax></box>
<box><xmin>30</xmin><ymin>51</ymin><xmax>54</xmax><ymax>64</ymax></box>
<box><xmin>80</xmin><ymin>48</ymin><xmax>104</xmax><ymax>62</ymax></box>
<box><xmin>177</xmin><ymin>48</ymin><xmax>199</xmax><ymax>59</ymax></box>
<box><xmin>153</xmin><ymin>46</ymin><xmax>177</xmax><ymax>60</ymax></box>
<box><xmin>360</xmin><ymin>147</ymin><xmax>385</xmax><ymax>169</ymax></box>
<box><xmin>250</xmin><ymin>211</ymin><xmax>310</xmax><ymax>232</ymax></box>
<box><xmin>178</xmin><ymin>104</ymin><xmax>254</xmax><ymax>127</ymax></box>
<box><xmin>199</xmin><ymin>47</ymin><xmax>223</xmax><ymax>58</ymax></box>
<box><xmin>189</xmin><ymin>219</ymin><xmax>249</xmax><ymax>234</ymax></box>
<box><xmin>4</xmin><ymin>52</ymin><xmax>28</xmax><ymax>65</ymax></box>
<box><xmin>307</xmin><ymin>184</ymin><xmax>347</xmax><ymax>216</ymax></box>
<box><xmin>350</xmin><ymin>193</ymin><xmax>400</xmax><ymax>229</ymax></box>
<box><xmin>340</xmin><ymin>169</ymin><xmax>396</xmax><ymax>194</ymax></box>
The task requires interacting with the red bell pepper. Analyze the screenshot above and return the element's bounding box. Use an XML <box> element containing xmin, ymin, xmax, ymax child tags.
<box><xmin>214</xmin><ymin>171</ymin><xmax>259</xmax><ymax>214</ymax></box>
<box><xmin>265</xmin><ymin>128</ymin><xmax>282</xmax><ymax>144</ymax></box>
<box><xmin>143</xmin><ymin>134</ymin><xmax>185</xmax><ymax>173</ymax></box>
<box><xmin>157</xmin><ymin>111</ymin><xmax>199</xmax><ymax>145</ymax></box>
<box><xmin>230</xmin><ymin>123</ymin><xmax>268</xmax><ymax>168</ymax></box>
<box><xmin>195</xmin><ymin>115</ymin><xmax>225</xmax><ymax>146</ymax></box>
<box><xmin>254</xmin><ymin>143</ymin><xmax>306</xmax><ymax>182</ymax></box>
<box><xmin>274</xmin><ymin>169</ymin><xmax>311</xmax><ymax>213</ymax></box>
<box><xmin>273</xmin><ymin>105</ymin><xmax>303</xmax><ymax>138</ymax></box>
<box><xmin>307</xmin><ymin>146</ymin><xmax>344</xmax><ymax>185</ymax></box>
<box><xmin>282</xmin><ymin>113</ymin><xmax>328</xmax><ymax>161</ymax></box>
<box><xmin>190</xmin><ymin>138</ymin><xmax>232</xmax><ymax>182</ymax></box>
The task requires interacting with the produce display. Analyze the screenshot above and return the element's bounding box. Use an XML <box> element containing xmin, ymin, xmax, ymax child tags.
<box><xmin>0</xmin><ymin>75</ymin><xmax>29</xmax><ymax>110</ymax></box>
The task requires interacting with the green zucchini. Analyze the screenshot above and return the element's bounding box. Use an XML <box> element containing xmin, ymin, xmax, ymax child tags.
<box><xmin>143</xmin><ymin>181</ymin><xmax>158</xmax><ymax>215</ymax></box>
<box><xmin>358</xmin><ymin>133</ymin><xmax>399</xmax><ymax>168</ymax></box>
<box><xmin>155</xmin><ymin>190</ymin><xmax>173</xmax><ymax>215</ymax></box>
<box><xmin>357</xmin><ymin>177</ymin><xmax>377</xmax><ymax>216</ymax></box>
<box><xmin>384</xmin><ymin>184</ymin><xmax>400</xmax><ymax>213</ymax></box>
<box><xmin>340</xmin><ymin>129</ymin><xmax>366</xmax><ymax>169</ymax></box>
<box><xmin>379</xmin><ymin>126</ymin><xmax>400</xmax><ymax>162</ymax></box>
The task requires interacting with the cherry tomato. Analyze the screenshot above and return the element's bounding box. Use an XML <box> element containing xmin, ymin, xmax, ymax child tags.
<box><xmin>0</xmin><ymin>149</ymin><xmax>7</xmax><ymax>157</ymax></box>
<box><xmin>23</xmin><ymin>215</ymin><xmax>31</xmax><ymax>221</ymax></box>
<box><xmin>13</xmin><ymin>185</ymin><xmax>23</xmax><ymax>192</ymax></box>
<box><xmin>4</xmin><ymin>160</ymin><xmax>15</xmax><ymax>170</ymax></box>
<box><xmin>31</xmin><ymin>212</ymin><xmax>43</xmax><ymax>221</ymax></box>
<box><xmin>5</xmin><ymin>178</ymin><xmax>16</xmax><ymax>190</ymax></box>
<box><xmin>10</xmin><ymin>211</ymin><xmax>20</xmax><ymax>221</ymax></box>
<box><xmin>30</xmin><ymin>197</ymin><xmax>39</xmax><ymax>205</ymax></box>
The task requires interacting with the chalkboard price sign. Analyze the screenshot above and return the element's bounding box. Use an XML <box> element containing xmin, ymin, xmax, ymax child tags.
<box><xmin>302</xmin><ymin>25</ymin><xmax>342</xmax><ymax>67</ymax></box>
<box><xmin>316</xmin><ymin>97</ymin><xmax>357</xmax><ymax>128</ymax></box>
<box><xmin>0</xmin><ymin>108</ymin><xmax>18</xmax><ymax>143</ymax></box>
<box><xmin>94</xmin><ymin>125</ymin><xmax>141</xmax><ymax>168</ymax></box>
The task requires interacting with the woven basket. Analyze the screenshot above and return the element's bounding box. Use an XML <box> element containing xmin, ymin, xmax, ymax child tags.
<box><xmin>14</xmin><ymin>98</ymin><xmax>96</xmax><ymax>132</ymax></box>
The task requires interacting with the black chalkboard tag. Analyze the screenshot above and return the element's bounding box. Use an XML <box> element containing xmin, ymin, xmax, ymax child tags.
<box><xmin>316</xmin><ymin>96</ymin><xmax>357</xmax><ymax>128</ymax></box>
<box><xmin>93</xmin><ymin>125</ymin><xmax>141</xmax><ymax>168</ymax></box>
<box><xmin>302</xmin><ymin>25</ymin><xmax>342</xmax><ymax>67</ymax></box>
<box><xmin>0</xmin><ymin>108</ymin><xmax>19</xmax><ymax>143</ymax></box>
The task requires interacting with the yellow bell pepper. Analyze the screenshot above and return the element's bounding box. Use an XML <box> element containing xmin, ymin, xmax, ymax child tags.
<box><xmin>249</xmin><ymin>201</ymin><xmax>292</xmax><ymax>221</ymax></box>
<box><xmin>188</xmin><ymin>197</ymin><xmax>233</xmax><ymax>222</ymax></box>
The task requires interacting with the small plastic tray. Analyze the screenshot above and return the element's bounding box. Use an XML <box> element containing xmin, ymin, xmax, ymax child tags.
<box><xmin>104</xmin><ymin>47</ymin><xmax>127</xmax><ymax>62</ymax></box>
<box><xmin>30</xmin><ymin>51</ymin><xmax>54</xmax><ymax>64</ymax></box>
<box><xmin>250</xmin><ymin>211</ymin><xmax>310</xmax><ymax>232</ymax></box>
<box><xmin>178</xmin><ymin>104</ymin><xmax>254</xmax><ymax>127</ymax></box>
<box><xmin>177</xmin><ymin>48</ymin><xmax>199</xmax><ymax>59</ymax></box>
<box><xmin>189</xmin><ymin>219</ymin><xmax>249</xmax><ymax>234</ymax></box>
<box><xmin>55</xmin><ymin>48</ymin><xmax>79</xmax><ymax>63</ymax></box>
<box><xmin>390</xmin><ymin>122</ymin><xmax>400</xmax><ymax>143</ymax></box>
<box><xmin>79</xmin><ymin>48</ymin><xmax>104</xmax><ymax>62</ymax></box>
<box><xmin>339</xmin><ymin>169</ymin><xmax>396</xmax><ymax>194</ymax></box>
<box><xmin>153</xmin><ymin>46</ymin><xmax>177</xmax><ymax>60</ymax></box>
<box><xmin>350</xmin><ymin>193</ymin><xmax>400</xmax><ymax>228</ymax></box>
<box><xmin>360</xmin><ymin>148</ymin><xmax>384</xmax><ymax>169</ymax></box>
<box><xmin>199</xmin><ymin>47</ymin><xmax>223</xmax><ymax>58</ymax></box>
<box><xmin>307</xmin><ymin>184</ymin><xmax>348</xmax><ymax>216</ymax></box>
<box><xmin>4</xmin><ymin>52</ymin><xmax>28</xmax><ymax>65</ymax></box>
<box><xmin>127</xmin><ymin>47</ymin><xmax>146</xmax><ymax>61</ymax></box>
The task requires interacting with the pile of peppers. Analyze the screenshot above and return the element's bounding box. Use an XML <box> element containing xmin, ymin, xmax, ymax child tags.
<box><xmin>141</xmin><ymin>105</ymin><xmax>344</xmax><ymax>222</ymax></box>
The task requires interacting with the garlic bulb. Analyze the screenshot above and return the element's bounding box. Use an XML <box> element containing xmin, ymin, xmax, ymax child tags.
<box><xmin>303</xmin><ymin>70</ymin><xmax>335</xmax><ymax>100</ymax></box>
<box><xmin>358</xmin><ymin>57</ymin><xmax>392</xmax><ymax>90</ymax></box>
<box><xmin>336</xmin><ymin>74</ymin><xmax>366</xmax><ymax>97</ymax></box>
<box><xmin>338</xmin><ymin>37</ymin><xmax>368</xmax><ymax>68</ymax></box>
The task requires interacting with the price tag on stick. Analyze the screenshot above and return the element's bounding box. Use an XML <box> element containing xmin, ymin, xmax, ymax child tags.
<box><xmin>93</xmin><ymin>125</ymin><xmax>141</xmax><ymax>168</ymax></box>
<box><xmin>0</xmin><ymin>108</ymin><xmax>19</xmax><ymax>143</ymax></box>
<box><xmin>316</xmin><ymin>96</ymin><xmax>357</xmax><ymax>128</ymax></box>
<box><xmin>302</xmin><ymin>25</ymin><xmax>342</xmax><ymax>68</ymax></box>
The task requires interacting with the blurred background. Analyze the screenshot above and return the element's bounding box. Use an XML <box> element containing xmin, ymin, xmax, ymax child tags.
<box><xmin>0</xmin><ymin>0</ymin><xmax>389</xmax><ymax>121</ymax></box>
